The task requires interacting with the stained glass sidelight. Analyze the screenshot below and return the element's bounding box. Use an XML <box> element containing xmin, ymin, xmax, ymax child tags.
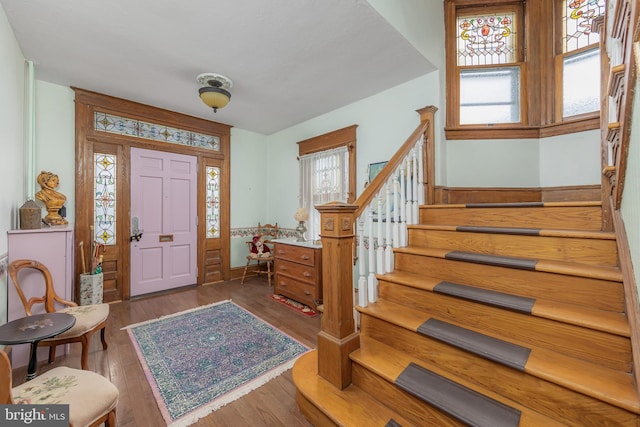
<box><xmin>563</xmin><ymin>0</ymin><xmax>606</xmax><ymax>53</ymax></box>
<box><xmin>94</xmin><ymin>112</ymin><xmax>220</xmax><ymax>151</ymax></box>
<box><xmin>94</xmin><ymin>153</ymin><xmax>117</xmax><ymax>245</ymax></box>
<box><xmin>206</xmin><ymin>166</ymin><xmax>220</xmax><ymax>238</ymax></box>
<box><xmin>457</xmin><ymin>13</ymin><xmax>516</xmax><ymax>66</ymax></box>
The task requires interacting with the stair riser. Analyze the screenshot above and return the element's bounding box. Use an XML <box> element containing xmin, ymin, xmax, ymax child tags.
<box><xmin>295</xmin><ymin>392</ymin><xmax>339</xmax><ymax>427</ymax></box>
<box><xmin>359</xmin><ymin>317</ymin><xmax>638</xmax><ymax>426</ymax></box>
<box><xmin>393</xmin><ymin>253</ymin><xmax>624</xmax><ymax>312</ymax></box>
<box><xmin>378</xmin><ymin>281</ymin><xmax>631</xmax><ymax>371</ymax></box>
<box><xmin>407</xmin><ymin>229</ymin><xmax>618</xmax><ymax>267</ymax></box>
<box><xmin>420</xmin><ymin>206</ymin><xmax>602</xmax><ymax>230</ymax></box>
<box><xmin>351</xmin><ymin>362</ymin><xmax>465</xmax><ymax>427</ymax></box>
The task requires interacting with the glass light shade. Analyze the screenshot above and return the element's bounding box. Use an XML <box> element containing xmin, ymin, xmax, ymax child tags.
<box><xmin>199</xmin><ymin>87</ymin><xmax>231</xmax><ymax>111</ymax></box>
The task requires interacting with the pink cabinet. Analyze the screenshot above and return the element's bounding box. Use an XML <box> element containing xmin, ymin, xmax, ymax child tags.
<box><xmin>7</xmin><ymin>225</ymin><xmax>74</xmax><ymax>367</ymax></box>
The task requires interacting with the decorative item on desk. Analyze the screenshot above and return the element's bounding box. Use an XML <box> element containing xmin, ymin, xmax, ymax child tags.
<box><xmin>35</xmin><ymin>171</ymin><xmax>68</xmax><ymax>225</ymax></box>
<box><xmin>294</xmin><ymin>207</ymin><xmax>309</xmax><ymax>242</ymax></box>
<box><xmin>19</xmin><ymin>199</ymin><xmax>41</xmax><ymax>229</ymax></box>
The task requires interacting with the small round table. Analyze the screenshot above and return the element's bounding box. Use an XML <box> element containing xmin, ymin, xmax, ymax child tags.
<box><xmin>0</xmin><ymin>312</ymin><xmax>76</xmax><ymax>381</ymax></box>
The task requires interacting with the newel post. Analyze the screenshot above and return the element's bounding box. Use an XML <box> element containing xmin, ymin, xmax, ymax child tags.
<box><xmin>316</xmin><ymin>201</ymin><xmax>360</xmax><ymax>390</ymax></box>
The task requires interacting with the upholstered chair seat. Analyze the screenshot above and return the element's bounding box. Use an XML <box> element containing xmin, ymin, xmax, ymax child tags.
<box><xmin>2</xmin><ymin>352</ymin><xmax>118</xmax><ymax>427</ymax></box>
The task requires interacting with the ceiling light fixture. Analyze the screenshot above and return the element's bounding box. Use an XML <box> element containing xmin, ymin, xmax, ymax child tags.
<box><xmin>197</xmin><ymin>73</ymin><xmax>232</xmax><ymax>113</ymax></box>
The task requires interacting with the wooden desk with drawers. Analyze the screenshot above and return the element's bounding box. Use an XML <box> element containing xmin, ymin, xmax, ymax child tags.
<box><xmin>273</xmin><ymin>240</ymin><xmax>322</xmax><ymax>310</ymax></box>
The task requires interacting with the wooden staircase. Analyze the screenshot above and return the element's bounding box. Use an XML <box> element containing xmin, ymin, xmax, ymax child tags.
<box><xmin>293</xmin><ymin>201</ymin><xmax>640</xmax><ymax>426</ymax></box>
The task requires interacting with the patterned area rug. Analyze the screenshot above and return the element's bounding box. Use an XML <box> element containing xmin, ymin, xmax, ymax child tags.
<box><xmin>270</xmin><ymin>294</ymin><xmax>319</xmax><ymax>317</ymax></box>
<box><xmin>123</xmin><ymin>300</ymin><xmax>309</xmax><ymax>426</ymax></box>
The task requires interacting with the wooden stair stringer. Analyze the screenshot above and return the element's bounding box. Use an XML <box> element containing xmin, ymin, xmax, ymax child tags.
<box><xmin>357</xmin><ymin>300</ymin><xmax>640</xmax><ymax>417</ymax></box>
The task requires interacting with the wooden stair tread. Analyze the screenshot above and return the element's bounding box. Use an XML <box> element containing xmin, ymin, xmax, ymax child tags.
<box><xmin>408</xmin><ymin>224</ymin><xmax>616</xmax><ymax>240</ymax></box>
<box><xmin>293</xmin><ymin>350</ymin><xmax>417</xmax><ymax>427</ymax></box>
<box><xmin>358</xmin><ymin>299</ymin><xmax>639</xmax><ymax>412</ymax></box>
<box><xmin>378</xmin><ymin>271</ymin><xmax>629</xmax><ymax>336</ymax></box>
<box><xmin>394</xmin><ymin>247</ymin><xmax>623</xmax><ymax>282</ymax></box>
<box><xmin>419</xmin><ymin>202</ymin><xmax>603</xmax><ymax>230</ymax></box>
<box><xmin>423</xmin><ymin>201</ymin><xmax>602</xmax><ymax>208</ymax></box>
<box><xmin>352</xmin><ymin>339</ymin><xmax>565</xmax><ymax>427</ymax></box>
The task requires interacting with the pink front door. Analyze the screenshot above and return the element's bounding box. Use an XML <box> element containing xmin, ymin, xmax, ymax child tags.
<box><xmin>130</xmin><ymin>148</ymin><xmax>197</xmax><ymax>296</ymax></box>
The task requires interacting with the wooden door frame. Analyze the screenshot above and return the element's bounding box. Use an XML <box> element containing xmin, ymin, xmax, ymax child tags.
<box><xmin>74</xmin><ymin>88</ymin><xmax>231</xmax><ymax>302</ymax></box>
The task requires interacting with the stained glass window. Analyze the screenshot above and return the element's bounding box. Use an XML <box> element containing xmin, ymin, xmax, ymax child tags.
<box><xmin>563</xmin><ymin>0</ymin><xmax>606</xmax><ymax>53</ymax></box>
<box><xmin>206</xmin><ymin>166</ymin><xmax>220</xmax><ymax>238</ymax></box>
<box><xmin>457</xmin><ymin>13</ymin><xmax>516</xmax><ymax>66</ymax></box>
<box><xmin>94</xmin><ymin>112</ymin><xmax>220</xmax><ymax>151</ymax></box>
<box><xmin>94</xmin><ymin>153</ymin><xmax>117</xmax><ymax>245</ymax></box>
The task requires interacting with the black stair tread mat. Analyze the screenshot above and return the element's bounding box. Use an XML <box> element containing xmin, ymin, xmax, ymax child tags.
<box><xmin>445</xmin><ymin>251</ymin><xmax>538</xmax><ymax>270</ymax></box>
<box><xmin>385</xmin><ymin>419</ymin><xmax>402</xmax><ymax>427</ymax></box>
<box><xmin>434</xmin><ymin>281</ymin><xmax>535</xmax><ymax>314</ymax></box>
<box><xmin>418</xmin><ymin>318</ymin><xmax>531</xmax><ymax>371</ymax></box>
<box><xmin>396</xmin><ymin>362</ymin><xmax>521</xmax><ymax>427</ymax></box>
<box><xmin>456</xmin><ymin>226</ymin><xmax>541</xmax><ymax>235</ymax></box>
<box><xmin>465</xmin><ymin>202</ymin><xmax>544</xmax><ymax>208</ymax></box>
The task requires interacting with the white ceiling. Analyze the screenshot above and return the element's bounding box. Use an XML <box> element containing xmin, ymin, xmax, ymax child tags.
<box><xmin>1</xmin><ymin>0</ymin><xmax>436</xmax><ymax>135</ymax></box>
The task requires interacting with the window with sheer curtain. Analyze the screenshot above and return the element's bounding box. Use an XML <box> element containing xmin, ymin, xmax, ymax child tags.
<box><xmin>299</xmin><ymin>146</ymin><xmax>350</xmax><ymax>241</ymax></box>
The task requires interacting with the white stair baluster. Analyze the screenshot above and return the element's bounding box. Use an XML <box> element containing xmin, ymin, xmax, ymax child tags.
<box><xmin>404</xmin><ymin>157</ymin><xmax>412</xmax><ymax>225</ymax></box>
<box><xmin>392</xmin><ymin>171</ymin><xmax>400</xmax><ymax>249</ymax></box>
<box><xmin>357</xmin><ymin>215</ymin><xmax>367</xmax><ymax>308</ymax></box>
<box><xmin>399</xmin><ymin>166</ymin><xmax>407</xmax><ymax>247</ymax></box>
<box><xmin>367</xmin><ymin>207</ymin><xmax>378</xmax><ymax>302</ymax></box>
<box><xmin>384</xmin><ymin>179</ymin><xmax>394</xmax><ymax>272</ymax></box>
<box><xmin>412</xmin><ymin>148</ymin><xmax>419</xmax><ymax>223</ymax></box>
<box><xmin>417</xmin><ymin>137</ymin><xmax>425</xmax><ymax>205</ymax></box>
<box><xmin>376</xmin><ymin>195</ymin><xmax>385</xmax><ymax>275</ymax></box>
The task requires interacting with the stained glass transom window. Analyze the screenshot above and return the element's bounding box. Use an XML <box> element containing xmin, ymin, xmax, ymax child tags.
<box><xmin>563</xmin><ymin>0</ymin><xmax>606</xmax><ymax>53</ymax></box>
<box><xmin>94</xmin><ymin>153</ymin><xmax>117</xmax><ymax>245</ymax></box>
<box><xmin>457</xmin><ymin>13</ymin><xmax>516</xmax><ymax>66</ymax></box>
<box><xmin>94</xmin><ymin>112</ymin><xmax>220</xmax><ymax>151</ymax></box>
<box><xmin>206</xmin><ymin>166</ymin><xmax>220</xmax><ymax>238</ymax></box>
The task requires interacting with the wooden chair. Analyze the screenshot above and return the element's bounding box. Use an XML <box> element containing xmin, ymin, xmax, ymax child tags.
<box><xmin>1</xmin><ymin>349</ymin><xmax>118</xmax><ymax>427</ymax></box>
<box><xmin>8</xmin><ymin>259</ymin><xmax>109</xmax><ymax>370</ymax></box>
<box><xmin>241</xmin><ymin>222</ymin><xmax>278</xmax><ymax>287</ymax></box>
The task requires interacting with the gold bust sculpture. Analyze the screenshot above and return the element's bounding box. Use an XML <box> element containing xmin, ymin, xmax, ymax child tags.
<box><xmin>35</xmin><ymin>171</ymin><xmax>68</xmax><ymax>225</ymax></box>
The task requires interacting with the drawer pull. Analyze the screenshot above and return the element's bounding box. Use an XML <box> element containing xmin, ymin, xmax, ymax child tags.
<box><xmin>304</xmin><ymin>290</ymin><xmax>311</xmax><ymax>295</ymax></box>
<box><xmin>303</xmin><ymin>272</ymin><xmax>312</xmax><ymax>277</ymax></box>
<box><xmin>280</xmin><ymin>266</ymin><xmax>287</xmax><ymax>271</ymax></box>
<box><xmin>300</xmin><ymin>255</ymin><xmax>310</xmax><ymax>260</ymax></box>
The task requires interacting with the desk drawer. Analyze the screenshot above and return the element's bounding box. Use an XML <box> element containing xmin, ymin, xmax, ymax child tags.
<box><xmin>274</xmin><ymin>274</ymin><xmax>319</xmax><ymax>308</ymax></box>
<box><xmin>274</xmin><ymin>243</ymin><xmax>316</xmax><ymax>267</ymax></box>
<box><xmin>274</xmin><ymin>259</ymin><xmax>316</xmax><ymax>284</ymax></box>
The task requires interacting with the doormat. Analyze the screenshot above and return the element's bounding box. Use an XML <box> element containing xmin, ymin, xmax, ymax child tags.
<box><xmin>123</xmin><ymin>300</ymin><xmax>309</xmax><ymax>427</ymax></box>
<box><xmin>270</xmin><ymin>293</ymin><xmax>319</xmax><ymax>318</ymax></box>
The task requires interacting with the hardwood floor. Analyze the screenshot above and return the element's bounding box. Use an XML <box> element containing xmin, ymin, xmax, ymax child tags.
<box><xmin>10</xmin><ymin>277</ymin><xmax>320</xmax><ymax>426</ymax></box>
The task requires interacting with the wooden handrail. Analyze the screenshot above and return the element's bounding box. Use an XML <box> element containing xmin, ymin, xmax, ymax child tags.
<box><xmin>353</xmin><ymin>106</ymin><xmax>437</xmax><ymax>219</ymax></box>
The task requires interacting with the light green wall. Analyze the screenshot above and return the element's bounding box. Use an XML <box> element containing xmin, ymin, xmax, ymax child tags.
<box><xmin>0</xmin><ymin>4</ymin><xmax>26</xmax><ymax>324</ymax></box>
<box><xmin>621</xmin><ymin>80</ymin><xmax>640</xmax><ymax>302</ymax></box>
<box><xmin>0</xmin><ymin>5</ymin><xmax>26</xmax><ymax>250</ymax></box>
<box><xmin>229</xmin><ymin>127</ymin><xmax>269</xmax><ymax>267</ymax></box>
<box><xmin>34</xmin><ymin>81</ymin><xmax>76</xmax><ymax>224</ymax></box>
<box><xmin>264</xmin><ymin>72</ymin><xmax>441</xmax><ymax>230</ymax></box>
<box><xmin>539</xmin><ymin>130</ymin><xmax>601</xmax><ymax>187</ymax></box>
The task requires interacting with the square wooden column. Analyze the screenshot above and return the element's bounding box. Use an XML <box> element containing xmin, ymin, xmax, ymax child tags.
<box><xmin>316</xmin><ymin>202</ymin><xmax>360</xmax><ymax>390</ymax></box>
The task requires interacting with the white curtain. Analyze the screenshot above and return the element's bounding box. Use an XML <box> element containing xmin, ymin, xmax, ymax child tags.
<box><xmin>299</xmin><ymin>146</ymin><xmax>349</xmax><ymax>241</ymax></box>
